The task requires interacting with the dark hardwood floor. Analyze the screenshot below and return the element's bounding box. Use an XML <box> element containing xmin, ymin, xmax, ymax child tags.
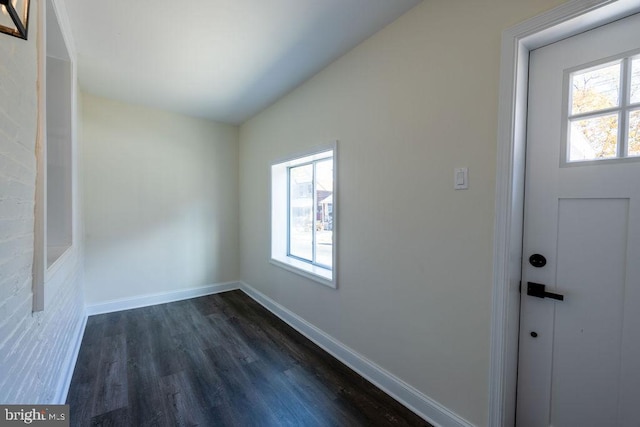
<box><xmin>67</xmin><ymin>290</ymin><xmax>431</xmax><ymax>426</ymax></box>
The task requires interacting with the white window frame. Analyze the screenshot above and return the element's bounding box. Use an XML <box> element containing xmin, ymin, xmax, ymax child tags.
<box><xmin>562</xmin><ymin>49</ymin><xmax>640</xmax><ymax>166</ymax></box>
<box><xmin>270</xmin><ymin>143</ymin><xmax>337</xmax><ymax>288</ymax></box>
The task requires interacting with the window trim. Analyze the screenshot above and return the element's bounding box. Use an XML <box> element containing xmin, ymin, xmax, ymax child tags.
<box><xmin>270</xmin><ymin>142</ymin><xmax>337</xmax><ymax>289</ymax></box>
<box><xmin>561</xmin><ymin>48</ymin><xmax>640</xmax><ymax>166</ymax></box>
<box><xmin>286</xmin><ymin>158</ymin><xmax>332</xmax><ymax>269</ymax></box>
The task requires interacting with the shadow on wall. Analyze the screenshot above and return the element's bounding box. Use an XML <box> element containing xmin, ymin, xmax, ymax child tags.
<box><xmin>83</xmin><ymin>96</ymin><xmax>239</xmax><ymax>302</ymax></box>
<box><xmin>226</xmin><ymin>0</ymin><xmax>421</xmax><ymax>123</ymax></box>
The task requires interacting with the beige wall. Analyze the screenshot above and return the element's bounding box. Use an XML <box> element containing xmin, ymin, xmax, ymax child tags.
<box><xmin>238</xmin><ymin>0</ymin><xmax>567</xmax><ymax>425</ymax></box>
<box><xmin>82</xmin><ymin>93</ymin><xmax>239</xmax><ymax>305</ymax></box>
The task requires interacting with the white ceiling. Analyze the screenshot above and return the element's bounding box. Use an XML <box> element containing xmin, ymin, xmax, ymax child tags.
<box><xmin>64</xmin><ymin>0</ymin><xmax>422</xmax><ymax>125</ymax></box>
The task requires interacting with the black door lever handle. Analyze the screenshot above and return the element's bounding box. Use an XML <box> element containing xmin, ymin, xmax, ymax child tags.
<box><xmin>527</xmin><ymin>282</ymin><xmax>564</xmax><ymax>301</ymax></box>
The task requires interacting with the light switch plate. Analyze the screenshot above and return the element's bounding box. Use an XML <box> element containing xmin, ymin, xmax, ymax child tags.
<box><xmin>454</xmin><ymin>168</ymin><xmax>468</xmax><ymax>190</ymax></box>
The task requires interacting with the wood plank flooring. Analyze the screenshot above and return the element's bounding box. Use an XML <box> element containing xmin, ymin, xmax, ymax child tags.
<box><xmin>67</xmin><ymin>290</ymin><xmax>432</xmax><ymax>426</ymax></box>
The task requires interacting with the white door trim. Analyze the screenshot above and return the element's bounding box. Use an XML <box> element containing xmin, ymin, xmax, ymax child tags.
<box><xmin>490</xmin><ymin>1</ymin><xmax>640</xmax><ymax>426</ymax></box>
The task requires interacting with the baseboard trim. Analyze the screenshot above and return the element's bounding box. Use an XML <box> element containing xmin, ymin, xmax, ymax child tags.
<box><xmin>238</xmin><ymin>281</ymin><xmax>474</xmax><ymax>427</ymax></box>
<box><xmin>86</xmin><ymin>282</ymin><xmax>240</xmax><ymax>316</ymax></box>
<box><xmin>55</xmin><ymin>309</ymin><xmax>87</xmax><ymax>404</ymax></box>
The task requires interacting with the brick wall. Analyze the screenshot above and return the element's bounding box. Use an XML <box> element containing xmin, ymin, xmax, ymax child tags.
<box><xmin>0</xmin><ymin>4</ymin><xmax>85</xmax><ymax>404</ymax></box>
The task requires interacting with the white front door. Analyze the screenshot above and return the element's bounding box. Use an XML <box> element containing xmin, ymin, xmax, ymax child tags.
<box><xmin>517</xmin><ymin>12</ymin><xmax>640</xmax><ymax>427</ymax></box>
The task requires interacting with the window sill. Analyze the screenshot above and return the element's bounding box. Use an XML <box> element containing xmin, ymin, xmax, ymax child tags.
<box><xmin>46</xmin><ymin>244</ymin><xmax>73</xmax><ymax>278</ymax></box>
<box><xmin>270</xmin><ymin>256</ymin><xmax>336</xmax><ymax>289</ymax></box>
<box><xmin>47</xmin><ymin>244</ymin><xmax>71</xmax><ymax>268</ymax></box>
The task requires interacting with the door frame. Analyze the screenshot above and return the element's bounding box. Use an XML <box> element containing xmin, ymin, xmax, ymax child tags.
<box><xmin>490</xmin><ymin>0</ymin><xmax>640</xmax><ymax>425</ymax></box>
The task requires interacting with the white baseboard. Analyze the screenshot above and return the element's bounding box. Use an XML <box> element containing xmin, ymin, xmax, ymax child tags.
<box><xmin>55</xmin><ymin>309</ymin><xmax>87</xmax><ymax>404</ymax></box>
<box><xmin>239</xmin><ymin>281</ymin><xmax>474</xmax><ymax>427</ymax></box>
<box><xmin>86</xmin><ymin>282</ymin><xmax>240</xmax><ymax>316</ymax></box>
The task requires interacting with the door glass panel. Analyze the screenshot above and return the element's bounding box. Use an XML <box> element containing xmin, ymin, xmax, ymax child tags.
<box><xmin>289</xmin><ymin>164</ymin><xmax>313</xmax><ymax>261</ymax></box>
<box><xmin>569</xmin><ymin>113</ymin><xmax>618</xmax><ymax>161</ymax></box>
<box><xmin>314</xmin><ymin>159</ymin><xmax>333</xmax><ymax>268</ymax></box>
<box><xmin>629</xmin><ymin>109</ymin><xmax>640</xmax><ymax>157</ymax></box>
<box><xmin>571</xmin><ymin>62</ymin><xmax>621</xmax><ymax>115</ymax></box>
<box><xmin>631</xmin><ymin>57</ymin><xmax>640</xmax><ymax>105</ymax></box>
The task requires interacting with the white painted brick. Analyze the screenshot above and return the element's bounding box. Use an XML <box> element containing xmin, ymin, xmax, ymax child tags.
<box><xmin>0</xmin><ymin>4</ymin><xmax>85</xmax><ymax>405</ymax></box>
<box><xmin>0</xmin><ymin>295</ymin><xmax>30</xmax><ymax>348</ymax></box>
<box><xmin>0</xmin><ymin>154</ymin><xmax>22</xmax><ymax>181</ymax></box>
<box><xmin>0</xmin><ymin>39</ymin><xmax>13</xmax><ymax>57</ymax></box>
<box><xmin>0</xmin><ymin>219</ymin><xmax>32</xmax><ymax>240</ymax></box>
<box><xmin>1</xmin><ymin>338</ymin><xmax>37</xmax><ymax>397</ymax></box>
<box><xmin>0</xmin><ymin>85</ymin><xmax>9</xmax><ymax>107</ymax></box>
<box><xmin>0</xmin><ymin>266</ymin><xmax>84</xmax><ymax>403</ymax></box>
<box><xmin>3</xmin><ymin>138</ymin><xmax>36</xmax><ymax>171</ymax></box>
<box><xmin>0</xmin><ymin>154</ymin><xmax>33</xmax><ymax>185</ymax></box>
<box><xmin>0</xmin><ymin>199</ymin><xmax>34</xmax><ymax>220</ymax></box>
<box><xmin>0</xmin><ymin>293</ymin><xmax>31</xmax><ymax>323</ymax></box>
<box><xmin>0</xmin><ymin>274</ymin><xmax>32</xmax><ymax>308</ymax></box>
<box><xmin>0</xmin><ymin>319</ymin><xmax>29</xmax><ymax>368</ymax></box>
<box><xmin>0</xmin><ymin>111</ymin><xmax>20</xmax><ymax>140</ymax></box>
<box><xmin>0</xmin><ymin>179</ymin><xmax>33</xmax><ymax>200</ymax></box>
<box><xmin>0</xmin><ymin>235</ymin><xmax>32</xmax><ymax>263</ymax></box>
<box><xmin>15</xmin><ymin>121</ymin><xmax>37</xmax><ymax>152</ymax></box>
<box><xmin>0</xmin><ymin>256</ymin><xmax>33</xmax><ymax>290</ymax></box>
<box><xmin>0</xmin><ymin>71</ymin><xmax>19</xmax><ymax>102</ymax></box>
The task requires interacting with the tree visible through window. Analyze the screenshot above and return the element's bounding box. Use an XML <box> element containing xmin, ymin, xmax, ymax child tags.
<box><xmin>567</xmin><ymin>54</ymin><xmax>640</xmax><ymax>162</ymax></box>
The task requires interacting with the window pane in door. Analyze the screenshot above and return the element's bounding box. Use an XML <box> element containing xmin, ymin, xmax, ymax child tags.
<box><xmin>289</xmin><ymin>164</ymin><xmax>313</xmax><ymax>261</ymax></box>
<box><xmin>569</xmin><ymin>114</ymin><xmax>618</xmax><ymax>161</ymax></box>
<box><xmin>628</xmin><ymin>110</ymin><xmax>640</xmax><ymax>157</ymax></box>
<box><xmin>631</xmin><ymin>57</ymin><xmax>640</xmax><ymax>105</ymax></box>
<box><xmin>571</xmin><ymin>62</ymin><xmax>621</xmax><ymax>115</ymax></box>
<box><xmin>315</xmin><ymin>159</ymin><xmax>333</xmax><ymax>268</ymax></box>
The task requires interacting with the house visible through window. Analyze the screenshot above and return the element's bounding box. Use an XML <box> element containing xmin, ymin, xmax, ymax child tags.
<box><xmin>271</xmin><ymin>145</ymin><xmax>336</xmax><ymax>288</ymax></box>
